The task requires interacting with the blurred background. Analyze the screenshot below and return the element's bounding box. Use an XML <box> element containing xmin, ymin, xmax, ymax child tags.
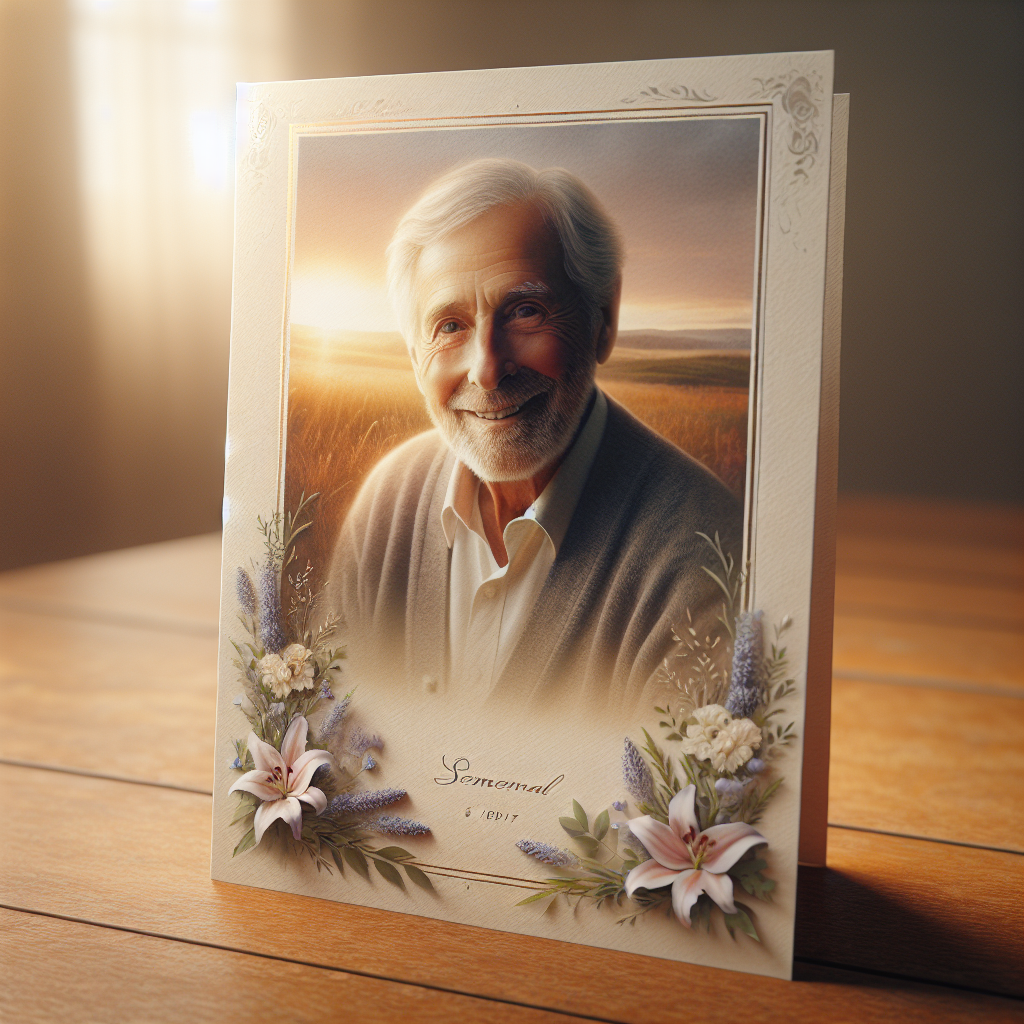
<box><xmin>1</xmin><ymin>0</ymin><xmax>1020</xmax><ymax>572</ymax></box>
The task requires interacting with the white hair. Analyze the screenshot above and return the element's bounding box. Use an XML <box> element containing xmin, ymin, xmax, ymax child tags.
<box><xmin>386</xmin><ymin>158</ymin><xmax>623</xmax><ymax>346</ymax></box>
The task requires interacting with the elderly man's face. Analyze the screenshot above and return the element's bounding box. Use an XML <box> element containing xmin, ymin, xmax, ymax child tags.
<box><xmin>410</xmin><ymin>202</ymin><xmax>615</xmax><ymax>482</ymax></box>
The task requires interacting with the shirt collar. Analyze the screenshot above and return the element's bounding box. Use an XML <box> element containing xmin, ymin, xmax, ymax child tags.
<box><xmin>440</xmin><ymin>387</ymin><xmax>608</xmax><ymax>554</ymax></box>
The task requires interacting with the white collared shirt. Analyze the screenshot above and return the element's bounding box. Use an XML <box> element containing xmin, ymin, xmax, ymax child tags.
<box><xmin>441</xmin><ymin>389</ymin><xmax>608</xmax><ymax>697</ymax></box>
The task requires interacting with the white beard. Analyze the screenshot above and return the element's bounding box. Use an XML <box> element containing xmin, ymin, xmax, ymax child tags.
<box><xmin>423</xmin><ymin>360</ymin><xmax>596</xmax><ymax>483</ymax></box>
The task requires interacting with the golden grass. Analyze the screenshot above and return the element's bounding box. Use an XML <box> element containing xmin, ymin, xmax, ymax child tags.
<box><xmin>284</xmin><ymin>360</ymin><xmax>748</xmax><ymax>575</ymax></box>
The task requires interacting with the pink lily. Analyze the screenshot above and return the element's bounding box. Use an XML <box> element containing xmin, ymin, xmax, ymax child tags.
<box><xmin>229</xmin><ymin>716</ymin><xmax>333</xmax><ymax>844</ymax></box>
<box><xmin>624</xmin><ymin>784</ymin><xmax>767</xmax><ymax>926</ymax></box>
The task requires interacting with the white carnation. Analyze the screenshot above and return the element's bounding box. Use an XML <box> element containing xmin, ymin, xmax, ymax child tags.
<box><xmin>709</xmin><ymin>717</ymin><xmax>762</xmax><ymax>773</ymax></box>
<box><xmin>679</xmin><ymin>704</ymin><xmax>734</xmax><ymax>763</ymax></box>
<box><xmin>259</xmin><ymin>644</ymin><xmax>315</xmax><ymax>698</ymax></box>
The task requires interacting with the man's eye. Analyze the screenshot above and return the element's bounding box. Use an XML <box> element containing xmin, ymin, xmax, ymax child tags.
<box><xmin>439</xmin><ymin>320</ymin><xmax>461</xmax><ymax>334</ymax></box>
<box><xmin>511</xmin><ymin>303</ymin><xmax>541</xmax><ymax>319</ymax></box>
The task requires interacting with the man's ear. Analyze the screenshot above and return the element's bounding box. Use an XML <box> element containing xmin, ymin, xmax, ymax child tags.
<box><xmin>595</xmin><ymin>275</ymin><xmax>622</xmax><ymax>365</ymax></box>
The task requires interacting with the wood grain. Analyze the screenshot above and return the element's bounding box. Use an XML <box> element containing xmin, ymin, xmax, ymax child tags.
<box><xmin>828</xmin><ymin>678</ymin><xmax>1024</xmax><ymax>850</ymax></box>
<box><xmin>2</xmin><ymin>765</ymin><xmax>1020</xmax><ymax>1012</ymax></box>
<box><xmin>831</xmin><ymin>613</ymin><xmax>1023</xmax><ymax>692</ymax></box>
<box><xmin>836</xmin><ymin>495</ymin><xmax>1023</xmax><ymax>549</ymax></box>
<box><xmin>0</xmin><ymin>533</ymin><xmax>222</xmax><ymax>631</ymax></box>
<box><xmin>834</xmin><ymin>572</ymin><xmax>1023</xmax><ymax>631</ymax></box>
<box><xmin>0</xmin><ymin>607</ymin><xmax>216</xmax><ymax>791</ymax></box>
<box><xmin>0</xmin><ymin>910</ymin><xmax>589</xmax><ymax>1024</ymax></box>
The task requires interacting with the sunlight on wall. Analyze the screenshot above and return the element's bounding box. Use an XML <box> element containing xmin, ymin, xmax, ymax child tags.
<box><xmin>69</xmin><ymin>0</ymin><xmax>290</xmax><ymax>534</ymax></box>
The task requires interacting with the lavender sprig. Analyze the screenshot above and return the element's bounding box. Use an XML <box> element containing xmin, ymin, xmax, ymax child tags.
<box><xmin>622</xmin><ymin>738</ymin><xmax>655</xmax><ymax>806</ymax></box>
<box><xmin>515</xmin><ymin>839</ymin><xmax>579</xmax><ymax>867</ymax></box>
<box><xmin>318</xmin><ymin>695</ymin><xmax>351</xmax><ymax>741</ymax></box>
<box><xmin>725</xmin><ymin>611</ymin><xmax>764</xmax><ymax>718</ymax></box>
<box><xmin>236</xmin><ymin>568</ymin><xmax>257</xmax><ymax>616</ymax></box>
<box><xmin>327</xmin><ymin>788</ymin><xmax>406</xmax><ymax>816</ymax></box>
<box><xmin>349</xmin><ymin>727</ymin><xmax>383</xmax><ymax>756</ymax></box>
<box><xmin>367</xmin><ymin>815</ymin><xmax>430</xmax><ymax>836</ymax></box>
<box><xmin>258</xmin><ymin>560</ymin><xmax>288</xmax><ymax>654</ymax></box>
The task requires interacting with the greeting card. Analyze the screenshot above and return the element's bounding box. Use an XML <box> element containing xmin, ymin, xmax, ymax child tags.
<box><xmin>212</xmin><ymin>51</ymin><xmax>847</xmax><ymax>980</ymax></box>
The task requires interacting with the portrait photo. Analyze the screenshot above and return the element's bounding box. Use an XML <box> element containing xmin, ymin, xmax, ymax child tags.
<box><xmin>282</xmin><ymin>114</ymin><xmax>763</xmax><ymax>717</ymax></box>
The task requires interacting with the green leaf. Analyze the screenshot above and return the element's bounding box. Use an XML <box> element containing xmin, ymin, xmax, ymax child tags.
<box><xmin>516</xmin><ymin>890</ymin><xmax>555</xmax><ymax>906</ymax></box>
<box><xmin>229</xmin><ymin>794</ymin><xmax>258</xmax><ymax>826</ymax></box>
<box><xmin>404</xmin><ymin>864</ymin><xmax>434</xmax><ymax>891</ymax></box>
<box><xmin>723</xmin><ymin>903</ymin><xmax>760</xmax><ymax>941</ymax></box>
<box><xmin>559</xmin><ymin>816</ymin><xmax>584</xmax><ymax>837</ymax></box>
<box><xmin>232</xmin><ymin>827</ymin><xmax>255</xmax><ymax>857</ymax></box>
<box><xmin>330</xmin><ymin>848</ymin><xmax>345</xmax><ymax>875</ymax></box>
<box><xmin>342</xmin><ymin>845</ymin><xmax>370</xmax><ymax>880</ymax></box>
<box><xmin>374</xmin><ymin>858</ymin><xmax>405</xmax><ymax>888</ymax></box>
<box><xmin>572</xmin><ymin>800</ymin><xmax>588</xmax><ymax>831</ymax></box>
<box><xmin>730</xmin><ymin>857</ymin><xmax>768</xmax><ymax>878</ymax></box>
<box><xmin>571</xmin><ymin>835</ymin><xmax>601</xmax><ymax>857</ymax></box>
<box><xmin>374</xmin><ymin>846</ymin><xmax>413</xmax><ymax>861</ymax></box>
<box><xmin>593</xmin><ymin>809</ymin><xmax>610</xmax><ymax>841</ymax></box>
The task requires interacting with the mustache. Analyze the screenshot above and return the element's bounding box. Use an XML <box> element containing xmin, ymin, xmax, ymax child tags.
<box><xmin>446</xmin><ymin>368</ymin><xmax>555</xmax><ymax>414</ymax></box>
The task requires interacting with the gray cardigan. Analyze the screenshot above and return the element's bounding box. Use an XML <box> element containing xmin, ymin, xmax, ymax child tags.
<box><xmin>328</xmin><ymin>395</ymin><xmax>742</xmax><ymax>713</ymax></box>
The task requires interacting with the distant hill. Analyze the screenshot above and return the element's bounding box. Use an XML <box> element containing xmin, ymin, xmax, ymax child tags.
<box><xmin>617</xmin><ymin>328</ymin><xmax>750</xmax><ymax>351</ymax></box>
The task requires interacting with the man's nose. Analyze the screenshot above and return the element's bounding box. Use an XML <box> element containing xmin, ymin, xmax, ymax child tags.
<box><xmin>466</xmin><ymin>316</ymin><xmax>512</xmax><ymax>392</ymax></box>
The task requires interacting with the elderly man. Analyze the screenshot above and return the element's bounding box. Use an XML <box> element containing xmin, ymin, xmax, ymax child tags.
<box><xmin>329</xmin><ymin>158</ymin><xmax>742</xmax><ymax>712</ymax></box>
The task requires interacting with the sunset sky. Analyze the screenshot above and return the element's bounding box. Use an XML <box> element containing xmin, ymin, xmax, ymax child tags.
<box><xmin>289</xmin><ymin>115</ymin><xmax>761</xmax><ymax>338</ymax></box>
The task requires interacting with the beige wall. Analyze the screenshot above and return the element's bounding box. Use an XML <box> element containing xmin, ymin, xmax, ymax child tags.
<box><xmin>1</xmin><ymin>0</ymin><xmax>1021</xmax><ymax>571</ymax></box>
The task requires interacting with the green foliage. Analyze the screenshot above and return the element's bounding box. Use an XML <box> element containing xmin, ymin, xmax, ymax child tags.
<box><xmin>227</xmin><ymin>498</ymin><xmax>430</xmax><ymax>899</ymax></box>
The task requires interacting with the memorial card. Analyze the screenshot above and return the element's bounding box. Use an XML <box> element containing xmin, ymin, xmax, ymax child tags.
<box><xmin>212</xmin><ymin>51</ymin><xmax>847</xmax><ymax>980</ymax></box>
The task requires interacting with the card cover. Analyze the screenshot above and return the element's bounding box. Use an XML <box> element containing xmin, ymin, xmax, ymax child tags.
<box><xmin>212</xmin><ymin>51</ymin><xmax>842</xmax><ymax>980</ymax></box>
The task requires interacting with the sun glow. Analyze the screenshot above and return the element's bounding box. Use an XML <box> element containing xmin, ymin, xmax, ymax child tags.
<box><xmin>289</xmin><ymin>273</ymin><xmax>398</xmax><ymax>333</ymax></box>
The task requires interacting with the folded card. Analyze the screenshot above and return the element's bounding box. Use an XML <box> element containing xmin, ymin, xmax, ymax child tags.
<box><xmin>212</xmin><ymin>51</ymin><xmax>847</xmax><ymax>980</ymax></box>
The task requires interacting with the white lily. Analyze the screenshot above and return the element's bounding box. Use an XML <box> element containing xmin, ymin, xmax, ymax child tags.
<box><xmin>624</xmin><ymin>784</ymin><xmax>767</xmax><ymax>926</ymax></box>
<box><xmin>229</xmin><ymin>716</ymin><xmax>333</xmax><ymax>844</ymax></box>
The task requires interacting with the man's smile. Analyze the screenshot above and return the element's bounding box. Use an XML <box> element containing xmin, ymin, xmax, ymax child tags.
<box><xmin>471</xmin><ymin>404</ymin><xmax>521</xmax><ymax>421</ymax></box>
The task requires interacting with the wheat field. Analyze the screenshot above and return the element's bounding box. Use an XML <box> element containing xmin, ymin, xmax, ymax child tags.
<box><xmin>284</xmin><ymin>354</ymin><xmax>748</xmax><ymax>575</ymax></box>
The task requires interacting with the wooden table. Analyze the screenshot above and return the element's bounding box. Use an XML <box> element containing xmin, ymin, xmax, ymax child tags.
<box><xmin>1</xmin><ymin>496</ymin><xmax>1021</xmax><ymax>1022</ymax></box>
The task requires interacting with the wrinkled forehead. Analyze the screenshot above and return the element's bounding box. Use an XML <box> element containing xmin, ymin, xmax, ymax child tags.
<box><xmin>411</xmin><ymin>201</ymin><xmax>571</xmax><ymax>308</ymax></box>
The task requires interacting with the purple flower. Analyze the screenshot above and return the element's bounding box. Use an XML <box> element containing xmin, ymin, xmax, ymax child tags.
<box><xmin>318</xmin><ymin>695</ymin><xmax>351</xmax><ymax>741</ymax></box>
<box><xmin>362</xmin><ymin>756</ymin><xmax>377</xmax><ymax>771</ymax></box>
<box><xmin>227</xmin><ymin>756</ymin><xmax>243</xmax><ymax>770</ymax></box>
<box><xmin>612</xmin><ymin>800</ymin><xmax>627</xmax><ymax>812</ymax></box>
<box><xmin>258</xmin><ymin>561</ymin><xmax>288</xmax><ymax>654</ymax></box>
<box><xmin>236</xmin><ymin>568</ymin><xmax>256</xmax><ymax>615</ymax></box>
<box><xmin>367</xmin><ymin>815</ymin><xmax>430</xmax><ymax>836</ymax></box>
<box><xmin>515</xmin><ymin>839</ymin><xmax>579</xmax><ymax>867</ymax></box>
<box><xmin>747</xmin><ymin>758</ymin><xmax>766</xmax><ymax>774</ymax></box>
<box><xmin>726</xmin><ymin>611</ymin><xmax>764</xmax><ymax>719</ymax></box>
<box><xmin>327</xmin><ymin>788</ymin><xmax>406</xmax><ymax>816</ymax></box>
<box><xmin>622</xmin><ymin>738</ymin><xmax>655</xmax><ymax>806</ymax></box>
<box><xmin>349</xmin><ymin>727</ymin><xmax>383</xmax><ymax>756</ymax></box>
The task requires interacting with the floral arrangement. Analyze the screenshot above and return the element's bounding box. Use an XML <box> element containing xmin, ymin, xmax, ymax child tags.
<box><xmin>515</xmin><ymin>534</ymin><xmax>796</xmax><ymax>941</ymax></box>
<box><xmin>226</xmin><ymin>494</ymin><xmax>432</xmax><ymax>892</ymax></box>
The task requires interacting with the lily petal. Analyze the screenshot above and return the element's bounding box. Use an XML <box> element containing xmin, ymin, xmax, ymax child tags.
<box><xmin>669</xmin><ymin>868</ymin><xmax>737</xmax><ymax>925</ymax></box>
<box><xmin>254</xmin><ymin>795</ymin><xmax>304</xmax><ymax>843</ymax></box>
<box><xmin>700</xmin><ymin>822</ymin><xmax>768</xmax><ymax>873</ymax></box>
<box><xmin>228</xmin><ymin>770</ymin><xmax>280</xmax><ymax>802</ymax></box>
<box><xmin>699</xmin><ymin>869</ymin><xmax>737</xmax><ymax>915</ymax></box>
<box><xmin>669</xmin><ymin>869</ymin><xmax>703</xmax><ymax>926</ymax></box>
<box><xmin>247</xmin><ymin>731</ymin><xmax>286</xmax><ymax>775</ymax></box>
<box><xmin>297</xmin><ymin>786</ymin><xmax>327</xmax><ymax>814</ymax></box>
<box><xmin>280</xmin><ymin>716</ymin><xmax>309</xmax><ymax>766</ymax></box>
<box><xmin>667</xmin><ymin>785</ymin><xmax>700</xmax><ymax>838</ymax></box>
<box><xmin>626</xmin><ymin>816</ymin><xmax>690</xmax><ymax>871</ymax></box>
<box><xmin>624</xmin><ymin>858</ymin><xmax>682</xmax><ymax>897</ymax></box>
<box><xmin>289</xmin><ymin>748</ymin><xmax>334</xmax><ymax>794</ymax></box>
